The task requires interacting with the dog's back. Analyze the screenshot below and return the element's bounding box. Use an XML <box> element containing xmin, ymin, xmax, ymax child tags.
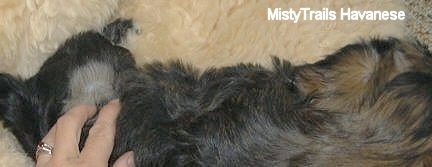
<box><xmin>111</xmin><ymin>59</ymin><xmax>336</xmax><ymax>166</ymax></box>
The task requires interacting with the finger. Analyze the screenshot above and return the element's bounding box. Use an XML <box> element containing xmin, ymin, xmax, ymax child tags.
<box><xmin>36</xmin><ymin>124</ymin><xmax>57</xmax><ymax>167</ymax></box>
<box><xmin>80</xmin><ymin>100</ymin><xmax>121</xmax><ymax>163</ymax></box>
<box><xmin>113</xmin><ymin>151</ymin><xmax>135</xmax><ymax>167</ymax></box>
<box><xmin>52</xmin><ymin>104</ymin><xmax>97</xmax><ymax>160</ymax></box>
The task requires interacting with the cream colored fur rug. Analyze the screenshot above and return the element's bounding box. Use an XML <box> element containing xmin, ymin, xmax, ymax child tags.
<box><xmin>0</xmin><ymin>0</ymin><xmax>118</xmax><ymax>78</ymax></box>
<box><xmin>118</xmin><ymin>0</ymin><xmax>407</xmax><ymax>69</ymax></box>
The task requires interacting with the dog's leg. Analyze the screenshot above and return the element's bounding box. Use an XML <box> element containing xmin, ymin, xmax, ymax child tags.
<box><xmin>0</xmin><ymin>73</ymin><xmax>42</xmax><ymax>157</ymax></box>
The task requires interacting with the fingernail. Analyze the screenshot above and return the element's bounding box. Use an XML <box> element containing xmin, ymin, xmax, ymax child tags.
<box><xmin>127</xmin><ymin>151</ymin><xmax>135</xmax><ymax>167</ymax></box>
<box><xmin>113</xmin><ymin>151</ymin><xmax>134</xmax><ymax>167</ymax></box>
<box><xmin>107</xmin><ymin>99</ymin><xmax>121</xmax><ymax>109</ymax></box>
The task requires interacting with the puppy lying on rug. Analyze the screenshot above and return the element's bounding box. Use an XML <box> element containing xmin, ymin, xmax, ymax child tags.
<box><xmin>1</xmin><ymin>20</ymin><xmax>432</xmax><ymax>166</ymax></box>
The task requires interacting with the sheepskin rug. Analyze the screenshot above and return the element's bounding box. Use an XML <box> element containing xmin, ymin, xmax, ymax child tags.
<box><xmin>118</xmin><ymin>0</ymin><xmax>407</xmax><ymax>69</ymax></box>
<box><xmin>0</xmin><ymin>0</ymin><xmax>119</xmax><ymax>78</ymax></box>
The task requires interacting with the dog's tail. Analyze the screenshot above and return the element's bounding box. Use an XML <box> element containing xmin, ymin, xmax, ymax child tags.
<box><xmin>0</xmin><ymin>73</ymin><xmax>42</xmax><ymax>157</ymax></box>
<box><xmin>102</xmin><ymin>18</ymin><xmax>135</xmax><ymax>45</ymax></box>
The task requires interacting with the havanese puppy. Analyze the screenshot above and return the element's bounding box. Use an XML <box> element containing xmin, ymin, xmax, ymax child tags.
<box><xmin>2</xmin><ymin>19</ymin><xmax>432</xmax><ymax>166</ymax></box>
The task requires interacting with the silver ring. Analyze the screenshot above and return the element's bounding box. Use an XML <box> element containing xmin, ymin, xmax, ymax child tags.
<box><xmin>35</xmin><ymin>142</ymin><xmax>54</xmax><ymax>159</ymax></box>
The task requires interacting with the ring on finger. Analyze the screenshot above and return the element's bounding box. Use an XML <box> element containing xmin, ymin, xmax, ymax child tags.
<box><xmin>35</xmin><ymin>142</ymin><xmax>54</xmax><ymax>159</ymax></box>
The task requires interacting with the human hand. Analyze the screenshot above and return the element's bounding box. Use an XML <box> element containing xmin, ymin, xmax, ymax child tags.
<box><xmin>35</xmin><ymin>100</ymin><xmax>135</xmax><ymax>167</ymax></box>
